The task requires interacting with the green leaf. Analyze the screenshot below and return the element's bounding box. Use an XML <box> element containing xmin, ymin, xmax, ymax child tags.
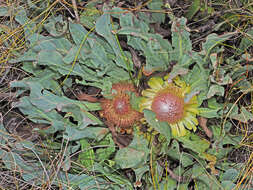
<box><xmin>133</xmin><ymin>165</ymin><xmax>149</xmax><ymax>185</ymax></box>
<box><xmin>96</xmin><ymin>9</ymin><xmax>130</xmax><ymax>70</ymax></box>
<box><xmin>62</xmin><ymin>150</ymin><xmax>71</xmax><ymax>171</ymax></box>
<box><xmin>221</xmin><ymin>168</ymin><xmax>238</xmax><ymax>181</ymax></box>
<box><xmin>107</xmin><ymin>67</ymin><xmax>131</xmax><ymax>80</ymax></box>
<box><xmin>143</xmin><ymin>34</ymin><xmax>171</xmax><ymax>72</ymax></box>
<box><xmin>12</xmin><ymin>80</ymin><xmax>101</xmax><ymax>113</ymax></box>
<box><xmin>144</xmin><ymin>110</ymin><xmax>171</xmax><ymax>142</ymax></box>
<box><xmin>11</xmin><ymin>78</ymin><xmax>102</xmax><ymax>134</ymax></box>
<box><xmin>115</xmin><ymin>134</ymin><xmax>149</xmax><ymax>169</ymax></box>
<box><xmin>168</xmin><ymin>65</ymin><xmax>189</xmax><ymax>81</ymax></box>
<box><xmin>58</xmin><ymin>172</ymin><xmax>117</xmax><ymax>190</ymax></box>
<box><xmin>207</xmin><ymin>85</ymin><xmax>224</xmax><ymax>98</ymax></box>
<box><xmin>221</xmin><ymin>181</ymin><xmax>236</xmax><ymax>190</ymax></box>
<box><xmin>202</xmin><ymin>32</ymin><xmax>237</xmax><ymax>58</ymax></box>
<box><xmin>185</xmin><ymin>0</ymin><xmax>200</xmax><ymax>19</ymax></box>
<box><xmin>51</xmin><ymin>37</ymin><xmax>72</xmax><ymax>54</ymax></box>
<box><xmin>178</xmin><ymin>183</ymin><xmax>189</xmax><ymax>190</ymax></box>
<box><xmin>80</xmin><ymin>7</ymin><xmax>101</xmax><ymax>28</ymax></box>
<box><xmin>12</xmin><ymin>96</ymin><xmax>66</xmax><ymax>133</ymax></box>
<box><xmin>147</xmin><ymin>0</ymin><xmax>165</xmax><ymax>23</ymax></box>
<box><xmin>120</xmin><ymin>11</ymin><xmax>142</xmax><ymax>29</ymax></box>
<box><xmin>230</xmin><ymin>106</ymin><xmax>253</xmax><ymax>123</ymax></box>
<box><xmin>237</xmin><ymin>27</ymin><xmax>253</xmax><ymax>54</ymax></box>
<box><xmin>8</xmin><ymin>50</ymin><xmax>37</xmax><ymax>63</ymax></box>
<box><xmin>0</xmin><ymin>140</ymin><xmax>46</xmax><ymax>185</ymax></box>
<box><xmin>0</xmin><ymin>6</ymin><xmax>10</xmax><ymax>16</ymax></box>
<box><xmin>78</xmin><ymin>139</ymin><xmax>95</xmax><ymax>169</ymax></box>
<box><xmin>199</xmin><ymin>98</ymin><xmax>223</xmax><ymax>118</ymax></box>
<box><xmin>225</xmin><ymin>103</ymin><xmax>253</xmax><ymax>123</ymax></box>
<box><xmin>89</xmin><ymin>39</ymin><xmax>110</xmax><ymax>67</ymax></box>
<box><xmin>33</xmin><ymin>40</ymin><xmax>56</xmax><ymax>52</ymax></box>
<box><xmin>192</xmin><ymin>164</ymin><xmax>221</xmax><ymax>190</ymax></box>
<box><xmin>210</xmin><ymin>69</ymin><xmax>233</xmax><ymax>86</ymax></box>
<box><xmin>159</xmin><ymin>178</ymin><xmax>177</xmax><ymax>190</ymax></box>
<box><xmin>211</xmin><ymin>124</ymin><xmax>242</xmax><ymax>146</ymax></box>
<box><xmin>209</xmin><ymin>124</ymin><xmax>242</xmax><ymax>160</ymax></box>
<box><xmin>63</xmin><ymin>46</ymin><xmax>80</xmax><ymax>64</ymax></box>
<box><xmin>208</xmin><ymin>98</ymin><xmax>223</xmax><ymax>110</ymax></box>
<box><xmin>93</xmin><ymin>163</ymin><xmax>133</xmax><ymax>189</ymax></box>
<box><xmin>69</xmin><ymin>22</ymin><xmax>88</xmax><ymax>45</ymax></box>
<box><xmin>0</xmin><ymin>123</ymin><xmax>15</xmax><ymax>144</ymax></box>
<box><xmin>199</xmin><ymin>108</ymin><xmax>219</xmax><ymax>118</ymax></box>
<box><xmin>167</xmin><ymin>140</ymin><xmax>193</xmax><ymax>167</ymax></box>
<box><xmin>176</xmin><ymin>132</ymin><xmax>210</xmax><ymax>154</ymax></box>
<box><xmin>12</xmin><ymin>69</ymin><xmax>62</xmax><ymax>95</ymax></box>
<box><xmin>96</xmin><ymin>134</ymin><xmax>115</xmax><ymax>161</ymax></box>
<box><xmin>119</xmin><ymin>18</ymin><xmax>168</xmax><ymax>65</ymax></box>
<box><xmin>183</xmin><ymin>63</ymin><xmax>209</xmax><ymax>104</ymax></box>
<box><xmin>37</xmin><ymin>50</ymin><xmax>64</xmax><ymax>66</ymax></box>
<box><xmin>15</xmin><ymin>7</ymin><xmax>36</xmax><ymax>37</ymax></box>
<box><xmin>179</xmin><ymin>53</ymin><xmax>194</xmax><ymax>67</ymax></box>
<box><xmin>120</xmin><ymin>24</ymin><xmax>172</xmax><ymax>72</ymax></box>
<box><xmin>64</xmin><ymin>126</ymin><xmax>108</xmax><ymax>141</ymax></box>
<box><xmin>171</xmin><ymin>17</ymin><xmax>192</xmax><ymax>61</ymax></box>
<box><xmin>44</xmin><ymin>15</ymin><xmax>67</xmax><ymax>36</ymax></box>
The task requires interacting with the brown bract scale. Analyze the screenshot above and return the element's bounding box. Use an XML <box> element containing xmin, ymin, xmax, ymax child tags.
<box><xmin>151</xmin><ymin>88</ymin><xmax>185</xmax><ymax>124</ymax></box>
<box><xmin>99</xmin><ymin>83</ymin><xmax>142</xmax><ymax>129</ymax></box>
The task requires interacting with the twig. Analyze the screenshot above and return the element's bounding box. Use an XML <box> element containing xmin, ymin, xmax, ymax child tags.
<box><xmin>0</xmin><ymin>67</ymin><xmax>10</xmax><ymax>83</ymax></box>
<box><xmin>158</xmin><ymin>160</ymin><xmax>188</xmax><ymax>183</ymax></box>
<box><xmin>120</xmin><ymin>40</ymin><xmax>142</xmax><ymax>68</ymax></box>
<box><xmin>0</xmin><ymin>112</ymin><xmax>2</xmax><ymax>125</ymax></box>
<box><xmin>0</xmin><ymin>92</ymin><xmax>17</xmax><ymax>101</ymax></box>
<box><xmin>77</xmin><ymin>92</ymin><xmax>99</xmax><ymax>102</ymax></box>
<box><xmin>0</xmin><ymin>172</ymin><xmax>42</xmax><ymax>189</ymax></box>
<box><xmin>59</xmin><ymin>0</ymin><xmax>75</xmax><ymax>18</ymax></box>
<box><xmin>29</xmin><ymin>148</ymin><xmax>50</xmax><ymax>185</ymax></box>
<box><xmin>71</xmin><ymin>0</ymin><xmax>80</xmax><ymax>23</ymax></box>
<box><xmin>198</xmin><ymin>117</ymin><xmax>213</xmax><ymax>138</ymax></box>
<box><xmin>48</xmin><ymin>138</ymin><xmax>69</xmax><ymax>189</ymax></box>
<box><xmin>105</xmin><ymin>121</ymin><xmax>130</xmax><ymax>148</ymax></box>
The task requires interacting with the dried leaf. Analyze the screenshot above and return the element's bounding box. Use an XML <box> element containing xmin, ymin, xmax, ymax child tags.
<box><xmin>198</xmin><ymin>117</ymin><xmax>213</xmax><ymax>138</ymax></box>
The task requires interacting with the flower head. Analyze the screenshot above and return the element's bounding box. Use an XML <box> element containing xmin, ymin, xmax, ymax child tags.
<box><xmin>139</xmin><ymin>75</ymin><xmax>199</xmax><ymax>137</ymax></box>
<box><xmin>100</xmin><ymin>82</ymin><xmax>142</xmax><ymax>129</ymax></box>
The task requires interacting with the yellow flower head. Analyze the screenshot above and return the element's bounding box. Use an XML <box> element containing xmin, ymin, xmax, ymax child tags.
<box><xmin>139</xmin><ymin>75</ymin><xmax>199</xmax><ymax>137</ymax></box>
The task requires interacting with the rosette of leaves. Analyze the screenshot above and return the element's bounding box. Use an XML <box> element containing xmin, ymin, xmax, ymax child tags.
<box><xmin>9</xmin><ymin>5</ymin><xmax>137</xmax><ymax>134</ymax></box>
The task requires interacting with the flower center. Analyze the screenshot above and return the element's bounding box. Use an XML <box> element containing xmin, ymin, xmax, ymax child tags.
<box><xmin>151</xmin><ymin>92</ymin><xmax>184</xmax><ymax>123</ymax></box>
<box><xmin>113</xmin><ymin>97</ymin><xmax>129</xmax><ymax>115</ymax></box>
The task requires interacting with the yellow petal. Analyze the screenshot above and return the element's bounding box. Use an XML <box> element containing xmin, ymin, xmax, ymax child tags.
<box><xmin>148</xmin><ymin>77</ymin><xmax>164</xmax><ymax>90</ymax></box>
<box><xmin>183</xmin><ymin>119</ymin><xmax>197</xmax><ymax>131</ymax></box>
<box><xmin>183</xmin><ymin>86</ymin><xmax>191</xmax><ymax>94</ymax></box>
<box><xmin>170</xmin><ymin>123</ymin><xmax>186</xmax><ymax>137</ymax></box>
<box><xmin>163</xmin><ymin>74</ymin><xmax>170</xmax><ymax>81</ymax></box>
<box><xmin>192</xmin><ymin>124</ymin><xmax>197</xmax><ymax>132</ymax></box>
<box><xmin>185</xmin><ymin>106</ymin><xmax>199</xmax><ymax>114</ymax></box>
<box><xmin>178</xmin><ymin>121</ymin><xmax>187</xmax><ymax>136</ymax></box>
<box><xmin>173</xmin><ymin>76</ymin><xmax>187</xmax><ymax>88</ymax></box>
<box><xmin>187</xmin><ymin>96</ymin><xmax>198</xmax><ymax>105</ymax></box>
<box><xmin>190</xmin><ymin>115</ymin><xmax>198</xmax><ymax>125</ymax></box>
<box><xmin>142</xmin><ymin>89</ymin><xmax>156</xmax><ymax>99</ymax></box>
<box><xmin>185</xmin><ymin>112</ymin><xmax>198</xmax><ymax>125</ymax></box>
<box><xmin>170</xmin><ymin>124</ymin><xmax>178</xmax><ymax>137</ymax></box>
<box><xmin>139</xmin><ymin>98</ymin><xmax>152</xmax><ymax>111</ymax></box>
